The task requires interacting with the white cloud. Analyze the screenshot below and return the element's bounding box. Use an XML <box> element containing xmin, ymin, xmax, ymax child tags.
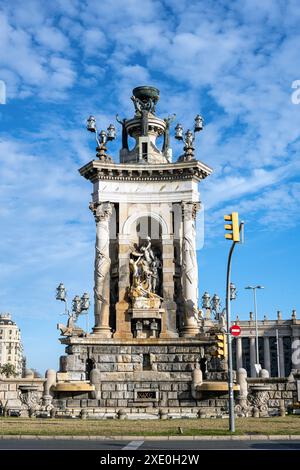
<box><xmin>35</xmin><ymin>25</ymin><xmax>70</xmax><ymax>51</ymax></box>
<box><xmin>81</xmin><ymin>28</ymin><xmax>107</xmax><ymax>56</ymax></box>
<box><xmin>0</xmin><ymin>9</ymin><xmax>76</xmax><ymax>99</ymax></box>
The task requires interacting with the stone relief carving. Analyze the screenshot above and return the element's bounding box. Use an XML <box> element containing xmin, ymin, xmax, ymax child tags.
<box><xmin>182</xmin><ymin>202</ymin><xmax>199</xmax><ymax>285</ymax></box>
<box><xmin>18</xmin><ymin>388</ymin><xmax>41</xmax><ymax>412</ymax></box>
<box><xmin>129</xmin><ymin>236</ymin><xmax>162</xmax><ymax>307</ymax></box>
<box><xmin>89</xmin><ymin>202</ymin><xmax>113</xmax><ymax>324</ymax></box>
<box><xmin>248</xmin><ymin>390</ymin><xmax>270</xmax><ymax>410</ymax></box>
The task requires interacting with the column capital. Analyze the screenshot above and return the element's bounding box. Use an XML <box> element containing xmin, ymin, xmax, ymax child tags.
<box><xmin>181</xmin><ymin>201</ymin><xmax>201</xmax><ymax>220</ymax></box>
<box><xmin>89</xmin><ymin>201</ymin><xmax>113</xmax><ymax>223</ymax></box>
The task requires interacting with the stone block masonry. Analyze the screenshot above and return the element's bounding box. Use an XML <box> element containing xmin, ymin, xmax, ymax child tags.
<box><xmin>55</xmin><ymin>338</ymin><xmax>219</xmax><ymax>410</ymax></box>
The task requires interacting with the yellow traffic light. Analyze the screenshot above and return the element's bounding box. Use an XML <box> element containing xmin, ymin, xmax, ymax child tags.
<box><xmin>215</xmin><ymin>333</ymin><xmax>227</xmax><ymax>358</ymax></box>
<box><xmin>224</xmin><ymin>212</ymin><xmax>240</xmax><ymax>242</ymax></box>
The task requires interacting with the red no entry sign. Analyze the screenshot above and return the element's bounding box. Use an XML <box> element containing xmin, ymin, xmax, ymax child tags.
<box><xmin>230</xmin><ymin>325</ymin><xmax>241</xmax><ymax>337</ymax></box>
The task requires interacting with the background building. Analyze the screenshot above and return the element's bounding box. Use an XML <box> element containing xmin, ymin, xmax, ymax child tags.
<box><xmin>231</xmin><ymin>310</ymin><xmax>300</xmax><ymax>378</ymax></box>
<box><xmin>0</xmin><ymin>313</ymin><xmax>23</xmax><ymax>377</ymax></box>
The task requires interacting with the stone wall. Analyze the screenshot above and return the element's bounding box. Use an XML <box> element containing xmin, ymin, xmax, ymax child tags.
<box><xmin>247</xmin><ymin>377</ymin><xmax>298</xmax><ymax>414</ymax></box>
<box><xmin>0</xmin><ymin>378</ymin><xmax>45</xmax><ymax>416</ymax></box>
<box><xmin>55</xmin><ymin>342</ymin><xmax>228</xmax><ymax>411</ymax></box>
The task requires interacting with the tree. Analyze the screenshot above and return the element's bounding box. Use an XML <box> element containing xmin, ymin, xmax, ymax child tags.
<box><xmin>0</xmin><ymin>363</ymin><xmax>17</xmax><ymax>378</ymax></box>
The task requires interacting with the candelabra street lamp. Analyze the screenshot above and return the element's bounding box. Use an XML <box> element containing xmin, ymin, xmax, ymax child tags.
<box><xmin>55</xmin><ymin>283</ymin><xmax>91</xmax><ymax>332</ymax></box>
<box><xmin>201</xmin><ymin>291</ymin><xmax>222</xmax><ymax>319</ymax></box>
<box><xmin>175</xmin><ymin>114</ymin><xmax>204</xmax><ymax>161</ymax></box>
<box><xmin>86</xmin><ymin>115</ymin><xmax>116</xmax><ymax>161</ymax></box>
<box><xmin>211</xmin><ymin>293</ymin><xmax>221</xmax><ymax>319</ymax></box>
<box><xmin>201</xmin><ymin>291</ymin><xmax>211</xmax><ymax>309</ymax></box>
<box><xmin>245</xmin><ymin>285</ymin><xmax>264</xmax><ymax>373</ymax></box>
<box><xmin>230</xmin><ymin>282</ymin><xmax>237</xmax><ymax>301</ymax></box>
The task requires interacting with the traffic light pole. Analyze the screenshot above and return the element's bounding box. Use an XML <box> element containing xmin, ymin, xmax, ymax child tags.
<box><xmin>224</xmin><ymin>215</ymin><xmax>244</xmax><ymax>433</ymax></box>
<box><xmin>226</xmin><ymin>240</ymin><xmax>236</xmax><ymax>433</ymax></box>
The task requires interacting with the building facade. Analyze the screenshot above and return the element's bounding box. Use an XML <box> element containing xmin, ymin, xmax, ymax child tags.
<box><xmin>0</xmin><ymin>313</ymin><xmax>23</xmax><ymax>377</ymax></box>
<box><xmin>231</xmin><ymin>310</ymin><xmax>300</xmax><ymax>378</ymax></box>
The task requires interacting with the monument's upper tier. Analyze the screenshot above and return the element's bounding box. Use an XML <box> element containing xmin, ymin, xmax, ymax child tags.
<box><xmin>86</xmin><ymin>85</ymin><xmax>206</xmax><ymax>168</ymax></box>
<box><xmin>118</xmin><ymin>86</ymin><xmax>173</xmax><ymax>165</ymax></box>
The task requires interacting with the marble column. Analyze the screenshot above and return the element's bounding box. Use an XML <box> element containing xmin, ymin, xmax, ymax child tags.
<box><xmin>278</xmin><ymin>336</ymin><xmax>285</xmax><ymax>377</ymax></box>
<box><xmin>236</xmin><ymin>337</ymin><xmax>243</xmax><ymax>370</ymax></box>
<box><xmin>250</xmin><ymin>337</ymin><xmax>256</xmax><ymax>377</ymax></box>
<box><xmin>181</xmin><ymin>202</ymin><xmax>200</xmax><ymax>337</ymax></box>
<box><xmin>263</xmin><ymin>336</ymin><xmax>271</xmax><ymax>375</ymax></box>
<box><xmin>89</xmin><ymin>201</ymin><xmax>113</xmax><ymax>338</ymax></box>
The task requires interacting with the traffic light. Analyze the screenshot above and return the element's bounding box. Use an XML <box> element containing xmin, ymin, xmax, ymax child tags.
<box><xmin>214</xmin><ymin>333</ymin><xmax>227</xmax><ymax>359</ymax></box>
<box><xmin>224</xmin><ymin>212</ymin><xmax>240</xmax><ymax>242</ymax></box>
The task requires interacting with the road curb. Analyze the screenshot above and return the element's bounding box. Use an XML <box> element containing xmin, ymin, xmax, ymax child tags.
<box><xmin>0</xmin><ymin>434</ymin><xmax>299</xmax><ymax>441</ymax></box>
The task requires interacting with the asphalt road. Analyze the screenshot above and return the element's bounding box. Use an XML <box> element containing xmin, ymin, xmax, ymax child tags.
<box><xmin>0</xmin><ymin>439</ymin><xmax>300</xmax><ymax>450</ymax></box>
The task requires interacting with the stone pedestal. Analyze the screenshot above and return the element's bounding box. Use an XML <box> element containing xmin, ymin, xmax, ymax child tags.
<box><xmin>56</xmin><ymin>335</ymin><xmax>216</xmax><ymax>412</ymax></box>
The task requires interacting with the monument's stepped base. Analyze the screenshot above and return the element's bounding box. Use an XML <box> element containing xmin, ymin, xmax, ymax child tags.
<box><xmin>56</xmin><ymin>338</ymin><xmax>228</xmax><ymax>409</ymax></box>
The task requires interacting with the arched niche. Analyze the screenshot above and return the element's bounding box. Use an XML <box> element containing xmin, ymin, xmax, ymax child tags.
<box><xmin>122</xmin><ymin>211</ymin><xmax>169</xmax><ymax>237</ymax></box>
<box><xmin>129</xmin><ymin>215</ymin><xmax>164</xmax><ymax>298</ymax></box>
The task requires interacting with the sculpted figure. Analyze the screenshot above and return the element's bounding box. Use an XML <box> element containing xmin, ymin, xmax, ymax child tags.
<box><xmin>129</xmin><ymin>237</ymin><xmax>161</xmax><ymax>298</ymax></box>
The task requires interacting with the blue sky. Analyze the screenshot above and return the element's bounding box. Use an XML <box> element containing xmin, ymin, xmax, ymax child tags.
<box><xmin>0</xmin><ymin>0</ymin><xmax>300</xmax><ymax>373</ymax></box>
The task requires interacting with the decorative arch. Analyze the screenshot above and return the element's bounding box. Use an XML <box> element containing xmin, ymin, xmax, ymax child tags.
<box><xmin>122</xmin><ymin>211</ymin><xmax>169</xmax><ymax>236</ymax></box>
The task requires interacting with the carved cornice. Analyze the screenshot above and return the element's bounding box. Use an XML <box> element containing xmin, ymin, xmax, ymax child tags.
<box><xmin>79</xmin><ymin>160</ymin><xmax>213</xmax><ymax>183</ymax></box>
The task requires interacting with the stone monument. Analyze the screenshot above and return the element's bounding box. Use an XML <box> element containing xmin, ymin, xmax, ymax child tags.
<box><xmin>52</xmin><ymin>86</ymin><xmax>232</xmax><ymax>417</ymax></box>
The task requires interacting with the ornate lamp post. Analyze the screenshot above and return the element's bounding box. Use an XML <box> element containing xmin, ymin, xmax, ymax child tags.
<box><xmin>201</xmin><ymin>291</ymin><xmax>211</xmax><ymax>309</ymax></box>
<box><xmin>230</xmin><ymin>282</ymin><xmax>237</xmax><ymax>301</ymax></box>
<box><xmin>55</xmin><ymin>283</ymin><xmax>90</xmax><ymax>333</ymax></box>
<box><xmin>56</xmin><ymin>282</ymin><xmax>68</xmax><ymax>314</ymax></box>
<box><xmin>86</xmin><ymin>115</ymin><xmax>116</xmax><ymax>161</ymax></box>
<box><xmin>245</xmin><ymin>285</ymin><xmax>264</xmax><ymax>373</ymax></box>
<box><xmin>175</xmin><ymin>114</ymin><xmax>204</xmax><ymax>161</ymax></box>
<box><xmin>211</xmin><ymin>293</ymin><xmax>221</xmax><ymax>318</ymax></box>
